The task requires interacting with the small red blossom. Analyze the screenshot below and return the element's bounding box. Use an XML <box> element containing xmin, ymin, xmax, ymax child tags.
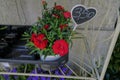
<box><xmin>52</xmin><ymin>39</ymin><xmax>69</xmax><ymax>56</ymax></box>
<box><xmin>31</xmin><ymin>33</ymin><xmax>48</xmax><ymax>50</ymax></box>
<box><xmin>37</xmin><ymin>34</ymin><xmax>45</xmax><ymax>40</ymax></box>
<box><xmin>34</xmin><ymin>39</ymin><xmax>48</xmax><ymax>50</ymax></box>
<box><xmin>59</xmin><ymin>24</ymin><xmax>68</xmax><ymax>30</ymax></box>
<box><xmin>42</xmin><ymin>0</ymin><xmax>47</xmax><ymax>6</ymax></box>
<box><xmin>63</xmin><ymin>11</ymin><xmax>71</xmax><ymax>19</ymax></box>
<box><xmin>53</xmin><ymin>14</ymin><xmax>59</xmax><ymax>18</ymax></box>
<box><xmin>31</xmin><ymin>33</ymin><xmax>37</xmax><ymax>42</ymax></box>
<box><xmin>54</xmin><ymin>5</ymin><xmax>64</xmax><ymax>10</ymax></box>
<box><xmin>44</xmin><ymin>24</ymin><xmax>49</xmax><ymax>30</ymax></box>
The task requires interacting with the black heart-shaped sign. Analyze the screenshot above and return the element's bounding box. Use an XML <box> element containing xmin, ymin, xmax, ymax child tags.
<box><xmin>71</xmin><ymin>5</ymin><xmax>96</xmax><ymax>25</ymax></box>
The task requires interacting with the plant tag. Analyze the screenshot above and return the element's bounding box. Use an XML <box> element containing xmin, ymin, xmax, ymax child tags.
<box><xmin>71</xmin><ymin>5</ymin><xmax>97</xmax><ymax>30</ymax></box>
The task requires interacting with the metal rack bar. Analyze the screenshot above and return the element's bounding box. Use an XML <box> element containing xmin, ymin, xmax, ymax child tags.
<box><xmin>84</xmin><ymin>37</ymin><xmax>99</xmax><ymax>79</ymax></box>
<box><xmin>65</xmin><ymin>64</ymin><xmax>78</xmax><ymax>76</ymax></box>
<box><xmin>58</xmin><ymin>67</ymin><xmax>65</xmax><ymax>76</ymax></box>
<box><xmin>48</xmin><ymin>70</ymin><xmax>51</xmax><ymax>75</ymax></box>
<box><xmin>72</xmin><ymin>55</ymin><xmax>94</xmax><ymax>72</ymax></box>
<box><xmin>77</xmin><ymin>27</ymin><xmax>115</xmax><ymax>31</ymax></box>
<box><xmin>0</xmin><ymin>72</ymin><xmax>96</xmax><ymax>80</ymax></box>
<box><xmin>0</xmin><ymin>59</ymin><xmax>96</xmax><ymax>79</ymax></box>
<box><xmin>100</xmin><ymin>15</ymin><xmax>120</xmax><ymax>80</ymax></box>
<box><xmin>35</xmin><ymin>65</ymin><xmax>37</xmax><ymax>74</ymax></box>
<box><xmin>24</xmin><ymin>64</ymin><xmax>27</xmax><ymax>73</ymax></box>
<box><xmin>70</xmin><ymin>60</ymin><xmax>93</xmax><ymax>77</ymax></box>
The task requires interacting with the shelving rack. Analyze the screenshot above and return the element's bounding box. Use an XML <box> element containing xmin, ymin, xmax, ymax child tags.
<box><xmin>0</xmin><ymin>33</ymin><xmax>97</xmax><ymax>80</ymax></box>
<box><xmin>0</xmin><ymin>10</ymin><xmax>119</xmax><ymax>80</ymax></box>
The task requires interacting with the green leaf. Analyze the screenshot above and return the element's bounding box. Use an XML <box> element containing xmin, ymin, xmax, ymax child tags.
<box><xmin>26</xmin><ymin>42</ymin><xmax>34</xmax><ymax>46</ymax></box>
<box><xmin>0</xmin><ymin>26</ymin><xmax>7</xmax><ymax>30</ymax></box>
<box><xmin>25</xmin><ymin>42</ymin><xmax>35</xmax><ymax>49</ymax></box>
<box><xmin>21</xmin><ymin>38</ymin><xmax>30</xmax><ymax>40</ymax></box>
<box><xmin>29</xmin><ymin>48</ymin><xmax>40</xmax><ymax>54</ymax></box>
<box><xmin>114</xmin><ymin>53</ymin><xmax>120</xmax><ymax>58</ymax></box>
<box><xmin>42</xmin><ymin>28</ymin><xmax>47</xmax><ymax>35</ymax></box>
<box><xmin>0</xmin><ymin>75</ymin><xmax>5</xmax><ymax>80</ymax></box>
<box><xmin>38</xmin><ymin>49</ymin><xmax>43</xmax><ymax>55</ymax></box>
<box><xmin>19</xmin><ymin>76</ymin><xmax>26</xmax><ymax>80</ymax></box>
<box><xmin>115</xmin><ymin>60</ymin><xmax>120</xmax><ymax>64</ymax></box>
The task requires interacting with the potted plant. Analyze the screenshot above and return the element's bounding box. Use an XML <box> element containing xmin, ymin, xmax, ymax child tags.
<box><xmin>23</xmin><ymin>1</ymin><xmax>73</xmax><ymax>70</ymax></box>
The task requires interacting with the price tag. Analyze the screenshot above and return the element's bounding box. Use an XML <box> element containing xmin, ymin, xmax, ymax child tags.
<box><xmin>71</xmin><ymin>5</ymin><xmax>97</xmax><ymax>30</ymax></box>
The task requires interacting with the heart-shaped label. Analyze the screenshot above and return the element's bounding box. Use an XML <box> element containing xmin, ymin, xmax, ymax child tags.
<box><xmin>71</xmin><ymin>5</ymin><xmax>96</xmax><ymax>25</ymax></box>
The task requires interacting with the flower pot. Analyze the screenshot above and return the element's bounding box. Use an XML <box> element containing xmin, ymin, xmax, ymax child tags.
<box><xmin>40</xmin><ymin>55</ymin><xmax>61</xmax><ymax>61</ymax></box>
<box><xmin>40</xmin><ymin>55</ymin><xmax>61</xmax><ymax>71</ymax></box>
<box><xmin>40</xmin><ymin>54</ymin><xmax>68</xmax><ymax>71</ymax></box>
<box><xmin>40</xmin><ymin>64</ymin><xmax>59</xmax><ymax>71</ymax></box>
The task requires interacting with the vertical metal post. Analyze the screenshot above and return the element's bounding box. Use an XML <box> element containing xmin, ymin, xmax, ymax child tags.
<box><xmin>100</xmin><ymin>15</ymin><xmax>120</xmax><ymax>80</ymax></box>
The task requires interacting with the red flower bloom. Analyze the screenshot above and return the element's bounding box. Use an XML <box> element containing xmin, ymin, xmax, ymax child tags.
<box><xmin>42</xmin><ymin>0</ymin><xmax>47</xmax><ymax>6</ymax></box>
<box><xmin>37</xmin><ymin>34</ymin><xmax>45</xmax><ymax>40</ymax></box>
<box><xmin>44</xmin><ymin>24</ymin><xmax>49</xmax><ymax>30</ymax></box>
<box><xmin>52</xmin><ymin>39</ymin><xmax>69</xmax><ymax>56</ymax></box>
<box><xmin>59</xmin><ymin>24</ymin><xmax>68</xmax><ymax>30</ymax></box>
<box><xmin>34</xmin><ymin>39</ymin><xmax>48</xmax><ymax>50</ymax></box>
<box><xmin>63</xmin><ymin>11</ymin><xmax>71</xmax><ymax>19</ymax></box>
<box><xmin>54</xmin><ymin>5</ymin><xmax>64</xmax><ymax>10</ymax></box>
<box><xmin>31</xmin><ymin>33</ymin><xmax>37</xmax><ymax>42</ymax></box>
<box><xmin>53</xmin><ymin>14</ymin><xmax>59</xmax><ymax>18</ymax></box>
<box><xmin>31</xmin><ymin>33</ymin><xmax>48</xmax><ymax>50</ymax></box>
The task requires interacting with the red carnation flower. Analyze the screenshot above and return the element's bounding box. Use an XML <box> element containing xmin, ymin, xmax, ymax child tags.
<box><xmin>63</xmin><ymin>11</ymin><xmax>71</xmax><ymax>19</ymax></box>
<box><xmin>59</xmin><ymin>24</ymin><xmax>68</xmax><ymax>30</ymax></box>
<box><xmin>31</xmin><ymin>33</ymin><xmax>48</xmax><ymax>50</ymax></box>
<box><xmin>31</xmin><ymin>33</ymin><xmax>37</xmax><ymax>42</ymax></box>
<box><xmin>34</xmin><ymin>39</ymin><xmax>48</xmax><ymax>50</ymax></box>
<box><xmin>42</xmin><ymin>0</ymin><xmax>47</xmax><ymax>6</ymax></box>
<box><xmin>44</xmin><ymin>24</ymin><xmax>49</xmax><ymax>30</ymax></box>
<box><xmin>54</xmin><ymin>5</ymin><xmax>64</xmax><ymax>10</ymax></box>
<box><xmin>53</xmin><ymin>14</ymin><xmax>59</xmax><ymax>18</ymax></box>
<box><xmin>52</xmin><ymin>39</ymin><xmax>69</xmax><ymax>56</ymax></box>
<box><xmin>37</xmin><ymin>34</ymin><xmax>45</xmax><ymax>40</ymax></box>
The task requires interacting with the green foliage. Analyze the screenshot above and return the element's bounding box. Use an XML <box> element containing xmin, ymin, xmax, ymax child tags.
<box><xmin>105</xmin><ymin>33</ymin><xmax>120</xmax><ymax>80</ymax></box>
<box><xmin>108</xmin><ymin>33</ymin><xmax>120</xmax><ymax>72</ymax></box>
<box><xmin>0</xmin><ymin>26</ymin><xmax>7</xmax><ymax>30</ymax></box>
<box><xmin>0</xmin><ymin>76</ymin><xmax>5</xmax><ymax>80</ymax></box>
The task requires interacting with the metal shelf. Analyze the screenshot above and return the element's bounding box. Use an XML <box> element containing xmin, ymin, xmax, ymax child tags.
<box><xmin>0</xmin><ymin>59</ymin><xmax>96</xmax><ymax>80</ymax></box>
<box><xmin>0</xmin><ymin>36</ymin><xmax>97</xmax><ymax>80</ymax></box>
<box><xmin>0</xmin><ymin>16</ymin><xmax>119</xmax><ymax>80</ymax></box>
